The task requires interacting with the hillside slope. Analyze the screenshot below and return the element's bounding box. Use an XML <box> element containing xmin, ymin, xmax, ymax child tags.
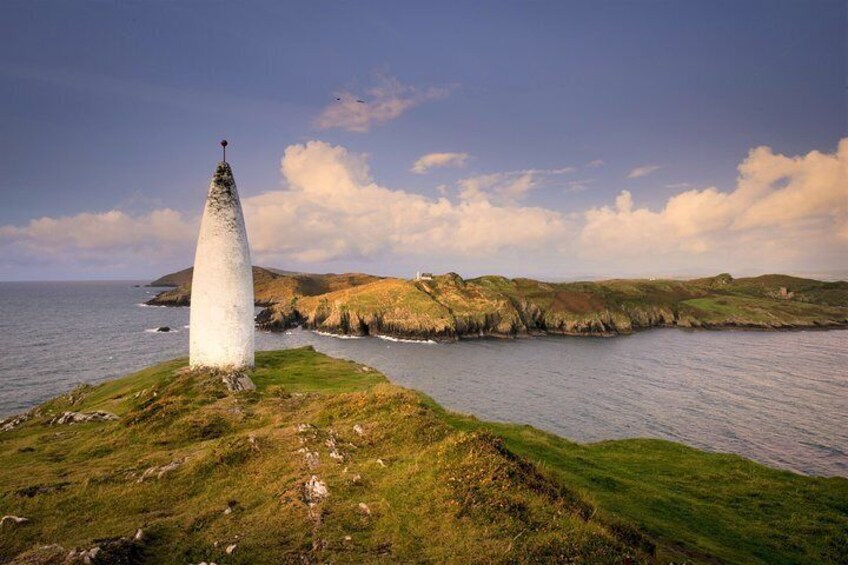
<box><xmin>0</xmin><ymin>349</ymin><xmax>641</xmax><ymax>564</ymax></box>
<box><xmin>1</xmin><ymin>349</ymin><xmax>844</xmax><ymax>563</ymax></box>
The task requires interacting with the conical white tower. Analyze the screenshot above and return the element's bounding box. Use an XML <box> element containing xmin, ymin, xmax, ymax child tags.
<box><xmin>189</xmin><ymin>150</ymin><xmax>254</xmax><ymax>370</ymax></box>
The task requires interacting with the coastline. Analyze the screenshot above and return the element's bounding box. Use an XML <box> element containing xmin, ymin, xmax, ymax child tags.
<box><xmin>144</xmin><ymin>270</ymin><xmax>848</xmax><ymax>342</ymax></box>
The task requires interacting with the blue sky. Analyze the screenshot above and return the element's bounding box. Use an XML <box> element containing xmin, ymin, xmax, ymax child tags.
<box><xmin>1</xmin><ymin>1</ymin><xmax>845</xmax><ymax>280</ymax></box>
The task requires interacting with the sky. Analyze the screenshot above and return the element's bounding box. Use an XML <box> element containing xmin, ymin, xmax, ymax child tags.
<box><xmin>0</xmin><ymin>0</ymin><xmax>845</xmax><ymax>281</ymax></box>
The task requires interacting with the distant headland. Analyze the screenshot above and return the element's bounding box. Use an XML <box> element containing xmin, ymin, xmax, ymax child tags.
<box><xmin>146</xmin><ymin>268</ymin><xmax>848</xmax><ymax>340</ymax></box>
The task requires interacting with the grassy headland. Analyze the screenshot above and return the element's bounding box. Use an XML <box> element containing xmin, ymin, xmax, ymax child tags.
<box><xmin>1</xmin><ymin>349</ymin><xmax>845</xmax><ymax>563</ymax></box>
<box><xmin>147</xmin><ymin>268</ymin><xmax>848</xmax><ymax>340</ymax></box>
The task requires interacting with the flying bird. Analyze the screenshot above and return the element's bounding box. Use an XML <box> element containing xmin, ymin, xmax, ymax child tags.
<box><xmin>356</xmin><ymin>99</ymin><xmax>366</xmax><ymax>104</ymax></box>
<box><xmin>336</xmin><ymin>97</ymin><xmax>341</xmax><ymax>101</ymax></box>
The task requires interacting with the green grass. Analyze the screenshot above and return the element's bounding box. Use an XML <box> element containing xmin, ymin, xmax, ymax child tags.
<box><xmin>431</xmin><ymin>410</ymin><xmax>848</xmax><ymax>564</ymax></box>
<box><xmin>1</xmin><ymin>348</ymin><xmax>846</xmax><ymax>564</ymax></box>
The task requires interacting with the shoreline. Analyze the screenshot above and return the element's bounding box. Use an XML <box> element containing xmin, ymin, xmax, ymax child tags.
<box><xmin>134</xmin><ymin>298</ymin><xmax>848</xmax><ymax>342</ymax></box>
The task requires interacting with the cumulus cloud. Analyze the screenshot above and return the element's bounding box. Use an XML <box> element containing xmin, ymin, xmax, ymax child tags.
<box><xmin>627</xmin><ymin>164</ymin><xmax>660</xmax><ymax>178</ymax></box>
<box><xmin>315</xmin><ymin>75</ymin><xmax>449</xmax><ymax>133</ymax></box>
<box><xmin>579</xmin><ymin>139</ymin><xmax>848</xmax><ymax>270</ymax></box>
<box><xmin>587</xmin><ymin>159</ymin><xmax>605</xmax><ymax>168</ymax></box>
<box><xmin>243</xmin><ymin>141</ymin><xmax>570</xmax><ymax>263</ymax></box>
<box><xmin>411</xmin><ymin>152</ymin><xmax>470</xmax><ymax>174</ymax></box>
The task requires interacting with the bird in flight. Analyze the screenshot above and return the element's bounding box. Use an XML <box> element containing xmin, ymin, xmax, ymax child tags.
<box><xmin>356</xmin><ymin>99</ymin><xmax>366</xmax><ymax>104</ymax></box>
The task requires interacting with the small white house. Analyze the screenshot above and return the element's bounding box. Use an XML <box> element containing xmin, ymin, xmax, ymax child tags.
<box><xmin>415</xmin><ymin>271</ymin><xmax>434</xmax><ymax>281</ymax></box>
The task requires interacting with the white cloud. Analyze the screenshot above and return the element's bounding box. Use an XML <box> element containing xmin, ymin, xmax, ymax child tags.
<box><xmin>2</xmin><ymin>140</ymin><xmax>845</xmax><ymax>278</ymax></box>
<box><xmin>0</xmin><ymin>209</ymin><xmax>195</xmax><ymax>253</ymax></box>
<box><xmin>579</xmin><ymin>140</ymin><xmax>848</xmax><ymax>270</ymax></box>
<box><xmin>587</xmin><ymin>159</ymin><xmax>605</xmax><ymax>168</ymax></box>
<box><xmin>243</xmin><ymin>142</ymin><xmax>570</xmax><ymax>263</ymax></box>
<box><xmin>315</xmin><ymin>75</ymin><xmax>449</xmax><ymax>133</ymax></box>
<box><xmin>411</xmin><ymin>152</ymin><xmax>470</xmax><ymax>174</ymax></box>
<box><xmin>456</xmin><ymin>167</ymin><xmax>575</xmax><ymax>205</ymax></box>
<box><xmin>627</xmin><ymin>164</ymin><xmax>660</xmax><ymax>178</ymax></box>
<box><xmin>0</xmin><ymin>209</ymin><xmax>197</xmax><ymax>275</ymax></box>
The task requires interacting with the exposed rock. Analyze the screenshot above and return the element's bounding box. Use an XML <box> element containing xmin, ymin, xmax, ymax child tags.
<box><xmin>353</xmin><ymin>424</ymin><xmax>365</xmax><ymax>436</ymax></box>
<box><xmin>225</xmin><ymin>543</ymin><xmax>237</xmax><ymax>555</ymax></box>
<box><xmin>50</xmin><ymin>411</ymin><xmax>118</xmax><ymax>426</ymax></box>
<box><xmin>304</xmin><ymin>475</ymin><xmax>328</xmax><ymax>504</ymax></box>
<box><xmin>1</xmin><ymin>413</ymin><xmax>29</xmax><ymax>432</ymax></box>
<box><xmin>298</xmin><ymin>448</ymin><xmax>320</xmax><ymax>469</ymax></box>
<box><xmin>221</xmin><ymin>372</ymin><xmax>256</xmax><ymax>392</ymax></box>
<box><xmin>255</xmin><ymin>303</ymin><xmax>302</xmax><ymax>331</ymax></box>
<box><xmin>1</xmin><ymin>515</ymin><xmax>29</xmax><ymax>526</ymax></box>
<box><xmin>325</xmin><ymin>433</ymin><xmax>344</xmax><ymax>461</ymax></box>
<box><xmin>137</xmin><ymin>458</ymin><xmax>186</xmax><ymax>482</ymax></box>
<box><xmin>358</xmin><ymin>502</ymin><xmax>371</xmax><ymax>515</ymax></box>
<box><xmin>64</xmin><ymin>532</ymin><xmax>146</xmax><ymax>564</ymax></box>
<box><xmin>376</xmin><ymin>458</ymin><xmax>386</xmax><ymax>467</ymax></box>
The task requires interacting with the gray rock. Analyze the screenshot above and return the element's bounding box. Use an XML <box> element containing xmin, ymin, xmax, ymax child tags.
<box><xmin>0</xmin><ymin>515</ymin><xmax>29</xmax><ymax>526</ymax></box>
<box><xmin>0</xmin><ymin>413</ymin><xmax>28</xmax><ymax>432</ymax></box>
<box><xmin>305</xmin><ymin>475</ymin><xmax>328</xmax><ymax>505</ymax></box>
<box><xmin>221</xmin><ymin>372</ymin><xmax>256</xmax><ymax>392</ymax></box>
<box><xmin>50</xmin><ymin>411</ymin><xmax>118</xmax><ymax>426</ymax></box>
<box><xmin>137</xmin><ymin>457</ymin><xmax>186</xmax><ymax>482</ymax></box>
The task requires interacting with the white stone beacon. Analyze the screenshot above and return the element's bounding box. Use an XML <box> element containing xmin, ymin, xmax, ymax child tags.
<box><xmin>189</xmin><ymin>142</ymin><xmax>255</xmax><ymax>370</ymax></box>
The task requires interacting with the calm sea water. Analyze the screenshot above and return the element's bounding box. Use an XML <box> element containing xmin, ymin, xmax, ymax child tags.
<box><xmin>0</xmin><ymin>281</ymin><xmax>845</xmax><ymax>477</ymax></box>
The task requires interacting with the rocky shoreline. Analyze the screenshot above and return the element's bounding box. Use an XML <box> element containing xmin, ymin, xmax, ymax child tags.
<box><xmin>252</xmin><ymin>300</ymin><xmax>848</xmax><ymax>342</ymax></box>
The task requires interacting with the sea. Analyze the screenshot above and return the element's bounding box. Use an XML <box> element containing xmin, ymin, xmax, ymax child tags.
<box><xmin>0</xmin><ymin>280</ymin><xmax>845</xmax><ymax>477</ymax></box>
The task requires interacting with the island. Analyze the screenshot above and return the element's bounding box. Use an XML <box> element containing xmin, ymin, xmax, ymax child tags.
<box><xmin>1</xmin><ymin>348</ymin><xmax>844</xmax><ymax>563</ymax></box>
<box><xmin>146</xmin><ymin>268</ymin><xmax>848</xmax><ymax>340</ymax></box>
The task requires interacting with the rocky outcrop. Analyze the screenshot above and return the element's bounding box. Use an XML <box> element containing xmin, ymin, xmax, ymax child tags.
<box><xmin>145</xmin><ymin>286</ymin><xmax>190</xmax><ymax>306</ymax></box>
<box><xmin>50</xmin><ymin>411</ymin><xmax>118</xmax><ymax>425</ymax></box>
<box><xmin>1</xmin><ymin>413</ymin><xmax>29</xmax><ymax>432</ymax></box>
<box><xmin>221</xmin><ymin>372</ymin><xmax>256</xmax><ymax>392</ymax></box>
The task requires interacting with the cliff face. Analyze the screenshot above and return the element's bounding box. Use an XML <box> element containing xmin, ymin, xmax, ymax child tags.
<box><xmin>149</xmin><ymin>269</ymin><xmax>848</xmax><ymax>340</ymax></box>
